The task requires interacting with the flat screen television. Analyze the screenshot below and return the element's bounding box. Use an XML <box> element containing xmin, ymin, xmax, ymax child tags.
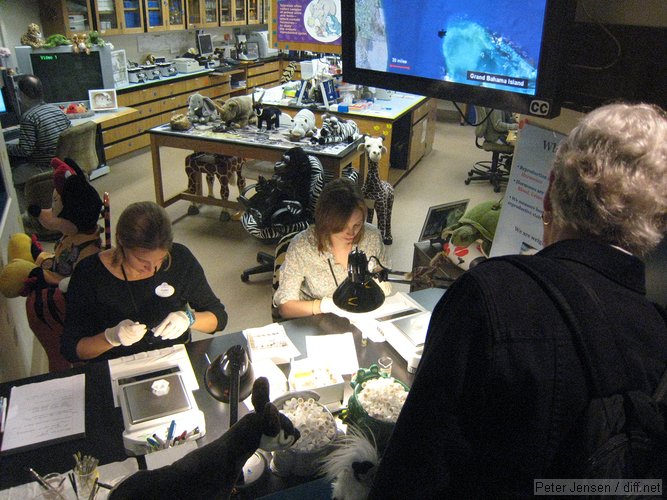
<box><xmin>341</xmin><ymin>0</ymin><xmax>575</xmax><ymax>118</ymax></box>
<box><xmin>15</xmin><ymin>45</ymin><xmax>115</xmax><ymax>105</ymax></box>
<box><xmin>197</xmin><ymin>33</ymin><xmax>214</xmax><ymax>57</ymax></box>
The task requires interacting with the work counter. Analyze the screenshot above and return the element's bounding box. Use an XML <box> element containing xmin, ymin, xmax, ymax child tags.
<box><xmin>0</xmin><ymin>289</ymin><xmax>444</xmax><ymax>497</ymax></box>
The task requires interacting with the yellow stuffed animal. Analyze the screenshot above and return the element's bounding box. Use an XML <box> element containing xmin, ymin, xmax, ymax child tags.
<box><xmin>0</xmin><ymin>158</ymin><xmax>103</xmax><ymax>298</ymax></box>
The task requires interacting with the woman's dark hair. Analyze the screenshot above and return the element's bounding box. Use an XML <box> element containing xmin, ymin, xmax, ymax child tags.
<box><xmin>112</xmin><ymin>201</ymin><xmax>173</xmax><ymax>264</ymax></box>
<box><xmin>18</xmin><ymin>75</ymin><xmax>43</xmax><ymax>101</ymax></box>
<box><xmin>314</xmin><ymin>178</ymin><xmax>367</xmax><ymax>252</ymax></box>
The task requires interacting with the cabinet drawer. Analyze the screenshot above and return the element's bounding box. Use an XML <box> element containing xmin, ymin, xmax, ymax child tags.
<box><xmin>161</xmin><ymin>94</ymin><xmax>190</xmax><ymax>113</ymax></box>
<box><xmin>247</xmin><ymin>61</ymin><xmax>280</xmax><ymax>76</ymax></box>
<box><xmin>411</xmin><ymin>99</ymin><xmax>435</xmax><ymax>125</ymax></box>
<box><xmin>104</xmin><ymin>134</ymin><xmax>151</xmax><ymax>160</ymax></box>
<box><xmin>248</xmin><ymin>72</ymin><xmax>279</xmax><ymax>88</ymax></box>
<box><xmin>185</xmin><ymin>76</ymin><xmax>211</xmax><ymax>92</ymax></box>
<box><xmin>133</xmin><ymin>100</ymin><xmax>163</xmax><ymax>118</ymax></box>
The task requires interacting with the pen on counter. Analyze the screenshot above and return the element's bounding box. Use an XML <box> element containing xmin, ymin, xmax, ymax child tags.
<box><xmin>88</xmin><ymin>477</ymin><xmax>99</xmax><ymax>500</ymax></box>
<box><xmin>152</xmin><ymin>432</ymin><xmax>165</xmax><ymax>448</ymax></box>
<box><xmin>27</xmin><ymin>468</ymin><xmax>67</xmax><ymax>500</ymax></box>
<box><xmin>68</xmin><ymin>472</ymin><xmax>78</xmax><ymax>497</ymax></box>
<box><xmin>167</xmin><ymin>419</ymin><xmax>176</xmax><ymax>443</ymax></box>
<box><xmin>96</xmin><ymin>481</ymin><xmax>113</xmax><ymax>490</ymax></box>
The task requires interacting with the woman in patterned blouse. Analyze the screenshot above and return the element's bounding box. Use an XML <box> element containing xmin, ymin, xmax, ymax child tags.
<box><xmin>273</xmin><ymin>178</ymin><xmax>390</xmax><ymax>318</ymax></box>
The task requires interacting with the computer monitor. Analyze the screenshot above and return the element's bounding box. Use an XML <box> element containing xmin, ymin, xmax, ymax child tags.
<box><xmin>0</xmin><ymin>74</ymin><xmax>20</xmax><ymax>128</ymax></box>
<box><xmin>341</xmin><ymin>0</ymin><xmax>575</xmax><ymax>118</ymax></box>
<box><xmin>196</xmin><ymin>33</ymin><xmax>214</xmax><ymax>57</ymax></box>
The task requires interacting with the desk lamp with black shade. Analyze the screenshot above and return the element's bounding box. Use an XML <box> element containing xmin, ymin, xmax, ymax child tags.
<box><xmin>332</xmin><ymin>248</ymin><xmax>452</xmax><ymax>313</ymax></box>
<box><xmin>204</xmin><ymin>345</ymin><xmax>267</xmax><ymax>486</ymax></box>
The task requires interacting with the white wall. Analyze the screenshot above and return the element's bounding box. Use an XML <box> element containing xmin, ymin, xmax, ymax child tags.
<box><xmin>0</xmin><ymin>0</ymin><xmax>40</xmax><ymax>69</ymax></box>
<box><xmin>0</xmin><ymin>132</ymin><xmax>48</xmax><ymax>383</ymax></box>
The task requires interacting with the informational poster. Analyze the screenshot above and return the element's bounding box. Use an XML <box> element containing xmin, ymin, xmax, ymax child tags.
<box><xmin>490</xmin><ymin>122</ymin><xmax>565</xmax><ymax>257</ymax></box>
<box><xmin>273</xmin><ymin>0</ymin><xmax>342</xmax><ymax>53</ymax></box>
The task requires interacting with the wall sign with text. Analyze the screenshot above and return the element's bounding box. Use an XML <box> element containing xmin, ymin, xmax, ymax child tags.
<box><xmin>273</xmin><ymin>0</ymin><xmax>342</xmax><ymax>53</ymax></box>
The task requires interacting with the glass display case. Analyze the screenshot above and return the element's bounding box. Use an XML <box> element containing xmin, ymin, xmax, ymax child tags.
<box><xmin>38</xmin><ymin>0</ymin><xmax>95</xmax><ymax>37</ymax></box>
<box><xmin>146</xmin><ymin>0</ymin><xmax>185</xmax><ymax>30</ymax></box>
<box><xmin>219</xmin><ymin>0</ymin><xmax>246</xmax><ymax>25</ymax></box>
<box><xmin>96</xmin><ymin>0</ymin><xmax>144</xmax><ymax>34</ymax></box>
<box><xmin>187</xmin><ymin>0</ymin><xmax>219</xmax><ymax>28</ymax></box>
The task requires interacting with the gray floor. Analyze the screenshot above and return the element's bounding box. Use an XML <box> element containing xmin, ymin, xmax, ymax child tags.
<box><xmin>89</xmin><ymin>115</ymin><xmax>502</xmax><ymax>337</ymax></box>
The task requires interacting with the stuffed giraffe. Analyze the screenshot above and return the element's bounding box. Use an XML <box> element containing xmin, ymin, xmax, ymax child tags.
<box><xmin>185</xmin><ymin>152</ymin><xmax>246</xmax><ymax>209</ymax></box>
<box><xmin>358</xmin><ymin>135</ymin><xmax>394</xmax><ymax>245</ymax></box>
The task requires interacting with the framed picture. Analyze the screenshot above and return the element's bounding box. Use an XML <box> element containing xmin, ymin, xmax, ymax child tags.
<box><xmin>419</xmin><ymin>199</ymin><xmax>470</xmax><ymax>242</ymax></box>
<box><xmin>111</xmin><ymin>49</ymin><xmax>129</xmax><ymax>88</ymax></box>
<box><xmin>88</xmin><ymin>89</ymin><xmax>118</xmax><ymax>112</ymax></box>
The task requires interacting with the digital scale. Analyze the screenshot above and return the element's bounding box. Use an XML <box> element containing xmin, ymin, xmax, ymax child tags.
<box><xmin>376</xmin><ymin>296</ymin><xmax>431</xmax><ymax>373</ymax></box>
<box><xmin>117</xmin><ymin>365</ymin><xmax>206</xmax><ymax>455</ymax></box>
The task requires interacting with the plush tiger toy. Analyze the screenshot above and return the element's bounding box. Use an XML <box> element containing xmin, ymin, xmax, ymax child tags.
<box><xmin>311</xmin><ymin>113</ymin><xmax>361</xmax><ymax>145</ymax></box>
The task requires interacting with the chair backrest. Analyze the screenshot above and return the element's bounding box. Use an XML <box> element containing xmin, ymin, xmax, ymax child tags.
<box><xmin>271</xmin><ymin>231</ymin><xmax>300</xmax><ymax>321</ymax></box>
<box><xmin>55</xmin><ymin>121</ymin><xmax>99</xmax><ymax>176</ymax></box>
<box><xmin>474</xmin><ymin>106</ymin><xmax>491</xmax><ymax>140</ymax></box>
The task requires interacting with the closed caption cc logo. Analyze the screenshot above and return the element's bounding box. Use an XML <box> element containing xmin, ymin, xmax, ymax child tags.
<box><xmin>529</xmin><ymin>100</ymin><xmax>550</xmax><ymax>116</ymax></box>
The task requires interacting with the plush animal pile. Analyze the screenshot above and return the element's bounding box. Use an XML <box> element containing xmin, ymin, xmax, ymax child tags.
<box><xmin>312</xmin><ymin>113</ymin><xmax>360</xmax><ymax>145</ymax></box>
<box><xmin>109</xmin><ymin>377</ymin><xmax>300</xmax><ymax>500</ymax></box>
<box><xmin>239</xmin><ymin>147</ymin><xmax>319</xmax><ymax>231</ymax></box>
<box><xmin>0</xmin><ymin>158</ymin><xmax>103</xmax><ymax>371</ymax></box>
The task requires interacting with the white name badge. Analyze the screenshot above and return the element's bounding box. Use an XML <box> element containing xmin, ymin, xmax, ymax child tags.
<box><xmin>155</xmin><ymin>282</ymin><xmax>175</xmax><ymax>297</ymax></box>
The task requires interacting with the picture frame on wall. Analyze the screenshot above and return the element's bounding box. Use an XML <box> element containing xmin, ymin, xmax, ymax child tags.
<box><xmin>89</xmin><ymin>89</ymin><xmax>118</xmax><ymax>112</ymax></box>
<box><xmin>419</xmin><ymin>199</ymin><xmax>470</xmax><ymax>242</ymax></box>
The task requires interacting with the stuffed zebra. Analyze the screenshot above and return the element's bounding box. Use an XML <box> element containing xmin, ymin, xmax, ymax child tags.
<box><xmin>280</xmin><ymin>61</ymin><xmax>298</xmax><ymax>84</ymax></box>
<box><xmin>312</xmin><ymin>114</ymin><xmax>361</xmax><ymax>145</ymax></box>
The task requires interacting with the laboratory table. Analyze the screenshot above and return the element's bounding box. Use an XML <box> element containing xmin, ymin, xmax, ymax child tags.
<box><xmin>148</xmin><ymin>124</ymin><xmax>366</xmax><ymax>216</ymax></box>
<box><xmin>0</xmin><ymin>288</ymin><xmax>444</xmax><ymax>494</ymax></box>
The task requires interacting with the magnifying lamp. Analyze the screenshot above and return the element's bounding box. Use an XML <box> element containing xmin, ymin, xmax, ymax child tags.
<box><xmin>332</xmin><ymin>248</ymin><xmax>452</xmax><ymax>313</ymax></box>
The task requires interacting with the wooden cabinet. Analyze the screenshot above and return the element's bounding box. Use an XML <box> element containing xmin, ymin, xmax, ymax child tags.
<box><xmin>39</xmin><ymin>0</ymin><xmax>95</xmax><ymax>37</ymax></box>
<box><xmin>104</xmin><ymin>73</ymin><xmax>232</xmax><ymax>160</ymax></box>
<box><xmin>147</xmin><ymin>0</ymin><xmax>186</xmax><ymax>31</ymax></box>
<box><xmin>219</xmin><ymin>0</ymin><xmax>245</xmax><ymax>25</ymax></box>
<box><xmin>187</xmin><ymin>0</ymin><xmax>219</xmax><ymax>28</ymax></box>
<box><xmin>96</xmin><ymin>0</ymin><xmax>144</xmax><ymax>34</ymax></box>
<box><xmin>408</xmin><ymin>99</ymin><xmax>437</xmax><ymax>170</ymax></box>
<box><xmin>245</xmin><ymin>61</ymin><xmax>281</xmax><ymax>93</ymax></box>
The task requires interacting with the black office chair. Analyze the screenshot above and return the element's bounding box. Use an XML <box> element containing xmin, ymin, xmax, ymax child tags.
<box><xmin>465</xmin><ymin>107</ymin><xmax>514</xmax><ymax>193</ymax></box>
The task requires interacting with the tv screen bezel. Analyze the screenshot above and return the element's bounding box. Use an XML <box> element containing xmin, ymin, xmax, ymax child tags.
<box><xmin>14</xmin><ymin>45</ymin><xmax>116</xmax><ymax>105</ymax></box>
<box><xmin>341</xmin><ymin>0</ymin><xmax>575</xmax><ymax>118</ymax></box>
